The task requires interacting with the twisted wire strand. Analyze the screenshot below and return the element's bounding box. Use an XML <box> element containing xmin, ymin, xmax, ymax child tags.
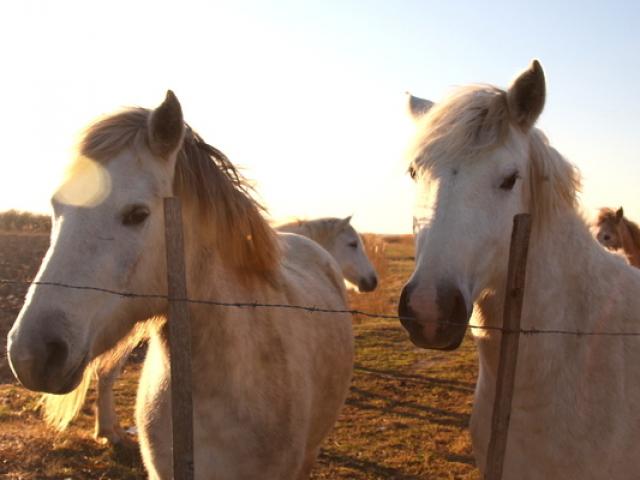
<box><xmin>2</xmin><ymin>278</ymin><xmax>640</xmax><ymax>337</ymax></box>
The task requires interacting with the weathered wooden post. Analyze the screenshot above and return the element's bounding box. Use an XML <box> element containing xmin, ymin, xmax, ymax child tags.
<box><xmin>164</xmin><ymin>197</ymin><xmax>195</xmax><ymax>480</ymax></box>
<box><xmin>484</xmin><ymin>213</ymin><xmax>532</xmax><ymax>480</ymax></box>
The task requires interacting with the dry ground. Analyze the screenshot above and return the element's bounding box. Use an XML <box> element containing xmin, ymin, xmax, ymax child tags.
<box><xmin>0</xmin><ymin>232</ymin><xmax>480</xmax><ymax>479</ymax></box>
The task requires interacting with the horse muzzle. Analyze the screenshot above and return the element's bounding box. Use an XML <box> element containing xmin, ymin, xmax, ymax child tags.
<box><xmin>7</xmin><ymin>310</ymin><xmax>88</xmax><ymax>394</ymax></box>
<box><xmin>398</xmin><ymin>281</ymin><xmax>472</xmax><ymax>350</ymax></box>
<box><xmin>358</xmin><ymin>274</ymin><xmax>378</xmax><ymax>292</ymax></box>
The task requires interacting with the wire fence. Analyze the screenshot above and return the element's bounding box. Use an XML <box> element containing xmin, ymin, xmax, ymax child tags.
<box><xmin>2</xmin><ymin>278</ymin><xmax>640</xmax><ymax>337</ymax></box>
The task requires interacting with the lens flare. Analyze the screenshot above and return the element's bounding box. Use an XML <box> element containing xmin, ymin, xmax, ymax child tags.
<box><xmin>54</xmin><ymin>157</ymin><xmax>111</xmax><ymax>207</ymax></box>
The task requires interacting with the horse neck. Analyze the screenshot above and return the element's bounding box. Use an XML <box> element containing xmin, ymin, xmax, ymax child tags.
<box><xmin>475</xmin><ymin>208</ymin><xmax>639</xmax><ymax>380</ymax></box>
<box><xmin>175</xmin><ymin>219</ymin><xmax>279</xmax><ymax>388</ymax></box>
<box><xmin>525</xmin><ymin>211</ymin><xmax>600</xmax><ymax>327</ymax></box>
<box><xmin>179</xmin><ymin>208</ymin><xmax>275</xmax><ymax>322</ymax></box>
<box><xmin>299</xmin><ymin>222</ymin><xmax>335</xmax><ymax>251</ymax></box>
<box><xmin>182</xmin><ymin>220</ymin><xmax>273</xmax><ymax>304</ymax></box>
<box><xmin>618</xmin><ymin>220</ymin><xmax>640</xmax><ymax>267</ymax></box>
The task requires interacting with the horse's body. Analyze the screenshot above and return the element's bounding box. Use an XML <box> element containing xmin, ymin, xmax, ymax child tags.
<box><xmin>595</xmin><ymin>207</ymin><xmax>640</xmax><ymax>267</ymax></box>
<box><xmin>7</xmin><ymin>92</ymin><xmax>353</xmax><ymax>479</ymax></box>
<box><xmin>399</xmin><ymin>62</ymin><xmax>640</xmax><ymax>478</ymax></box>
<box><xmin>277</xmin><ymin>217</ymin><xmax>378</xmax><ymax>292</ymax></box>
<box><xmin>138</xmin><ymin>232</ymin><xmax>352</xmax><ymax>478</ymax></box>
<box><xmin>41</xmin><ymin>215</ymin><xmax>375</xmax><ymax>446</ymax></box>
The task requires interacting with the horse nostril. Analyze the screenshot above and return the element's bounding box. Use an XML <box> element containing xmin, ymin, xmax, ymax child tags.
<box><xmin>451</xmin><ymin>289</ymin><xmax>468</xmax><ymax>325</ymax></box>
<box><xmin>603</xmin><ymin>234</ymin><xmax>610</xmax><ymax>241</ymax></box>
<box><xmin>359</xmin><ymin>275</ymin><xmax>378</xmax><ymax>292</ymax></box>
<box><xmin>44</xmin><ymin>338</ymin><xmax>69</xmax><ymax>372</ymax></box>
<box><xmin>398</xmin><ymin>283</ymin><xmax>416</xmax><ymax>319</ymax></box>
<box><xmin>399</xmin><ymin>282</ymin><xmax>428</xmax><ymax>340</ymax></box>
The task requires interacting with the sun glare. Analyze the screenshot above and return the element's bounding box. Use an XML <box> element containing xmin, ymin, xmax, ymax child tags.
<box><xmin>54</xmin><ymin>157</ymin><xmax>112</xmax><ymax>208</ymax></box>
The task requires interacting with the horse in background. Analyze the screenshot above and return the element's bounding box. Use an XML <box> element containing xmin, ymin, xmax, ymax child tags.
<box><xmin>595</xmin><ymin>207</ymin><xmax>640</xmax><ymax>267</ymax></box>
<box><xmin>277</xmin><ymin>217</ymin><xmax>378</xmax><ymax>292</ymax></box>
<box><xmin>8</xmin><ymin>91</ymin><xmax>354</xmax><ymax>479</ymax></box>
<box><xmin>399</xmin><ymin>61</ymin><xmax>640</xmax><ymax>478</ymax></box>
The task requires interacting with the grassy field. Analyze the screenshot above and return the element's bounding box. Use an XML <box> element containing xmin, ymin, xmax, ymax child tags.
<box><xmin>0</xmin><ymin>231</ymin><xmax>480</xmax><ymax>479</ymax></box>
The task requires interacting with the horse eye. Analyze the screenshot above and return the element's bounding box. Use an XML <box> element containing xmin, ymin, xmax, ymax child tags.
<box><xmin>348</xmin><ymin>241</ymin><xmax>358</xmax><ymax>249</ymax></box>
<box><xmin>122</xmin><ymin>206</ymin><xmax>150</xmax><ymax>226</ymax></box>
<box><xmin>408</xmin><ymin>165</ymin><xmax>417</xmax><ymax>180</ymax></box>
<box><xmin>500</xmin><ymin>172</ymin><xmax>519</xmax><ymax>191</ymax></box>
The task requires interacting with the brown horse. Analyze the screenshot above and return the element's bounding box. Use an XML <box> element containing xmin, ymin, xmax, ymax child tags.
<box><xmin>595</xmin><ymin>207</ymin><xmax>640</xmax><ymax>267</ymax></box>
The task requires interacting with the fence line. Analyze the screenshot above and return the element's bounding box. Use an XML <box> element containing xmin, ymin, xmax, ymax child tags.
<box><xmin>2</xmin><ymin>278</ymin><xmax>640</xmax><ymax>337</ymax></box>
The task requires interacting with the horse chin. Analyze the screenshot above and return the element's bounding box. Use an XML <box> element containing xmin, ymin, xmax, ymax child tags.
<box><xmin>400</xmin><ymin>305</ymin><xmax>472</xmax><ymax>351</ymax></box>
<box><xmin>436</xmin><ymin>326</ymin><xmax>468</xmax><ymax>351</ymax></box>
<box><xmin>47</xmin><ymin>352</ymin><xmax>90</xmax><ymax>395</ymax></box>
<box><xmin>409</xmin><ymin>323</ymin><xmax>468</xmax><ymax>351</ymax></box>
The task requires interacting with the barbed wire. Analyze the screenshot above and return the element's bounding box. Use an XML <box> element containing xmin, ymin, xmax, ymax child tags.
<box><xmin>2</xmin><ymin>278</ymin><xmax>640</xmax><ymax>337</ymax></box>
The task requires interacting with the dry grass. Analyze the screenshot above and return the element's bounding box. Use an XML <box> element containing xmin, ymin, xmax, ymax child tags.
<box><xmin>0</xmin><ymin>210</ymin><xmax>51</xmax><ymax>234</ymax></box>
<box><xmin>0</xmin><ymin>231</ymin><xmax>480</xmax><ymax>479</ymax></box>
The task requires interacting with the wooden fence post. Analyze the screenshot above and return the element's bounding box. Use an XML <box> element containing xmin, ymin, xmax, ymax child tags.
<box><xmin>164</xmin><ymin>197</ymin><xmax>195</xmax><ymax>480</ymax></box>
<box><xmin>484</xmin><ymin>213</ymin><xmax>532</xmax><ymax>480</ymax></box>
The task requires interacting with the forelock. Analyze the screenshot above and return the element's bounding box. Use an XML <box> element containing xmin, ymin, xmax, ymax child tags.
<box><xmin>410</xmin><ymin>85</ymin><xmax>511</xmax><ymax>172</ymax></box>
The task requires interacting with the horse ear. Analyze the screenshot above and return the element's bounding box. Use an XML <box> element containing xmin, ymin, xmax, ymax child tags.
<box><xmin>506</xmin><ymin>60</ymin><xmax>546</xmax><ymax>132</ymax></box>
<box><xmin>616</xmin><ymin>207</ymin><xmax>624</xmax><ymax>222</ymax></box>
<box><xmin>148</xmin><ymin>90</ymin><xmax>185</xmax><ymax>158</ymax></box>
<box><xmin>406</xmin><ymin>93</ymin><xmax>434</xmax><ymax>120</ymax></box>
<box><xmin>337</xmin><ymin>215</ymin><xmax>352</xmax><ymax>230</ymax></box>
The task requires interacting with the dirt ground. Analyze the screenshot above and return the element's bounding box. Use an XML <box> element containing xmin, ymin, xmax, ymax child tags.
<box><xmin>0</xmin><ymin>232</ymin><xmax>480</xmax><ymax>479</ymax></box>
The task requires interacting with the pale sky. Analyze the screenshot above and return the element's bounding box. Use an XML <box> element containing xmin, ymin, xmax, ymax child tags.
<box><xmin>1</xmin><ymin>0</ymin><xmax>639</xmax><ymax>233</ymax></box>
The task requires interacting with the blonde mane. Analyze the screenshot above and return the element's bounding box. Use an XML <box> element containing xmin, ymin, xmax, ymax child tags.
<box><xmin>77</xmin><ymin>108</ymin><xmax>280</xmax><ymax>279</ymax></box>
<box><xmin>410</xmin><ymin>85</ymin><xmax>581</xmax><ymax>229</ymax></box>
<box><xmin>278</xmin><ymin>218</ymin><xmax>350</xmax><ymax>249</ymax></box>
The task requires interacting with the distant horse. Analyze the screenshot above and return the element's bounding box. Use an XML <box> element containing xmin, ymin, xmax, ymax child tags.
<box><xmin>8</xmin><ymin>91</ymin><xmax>353</xmax><ymax>479</ymax></box>
<box><xmin>277</xmin><ymin>217</ymin><xmax>378</xmax><ymax>292</ymax></box>
<box><xmin>399</xmin><ymin>61</ymin><xmax>640</xmax><ymax>478</ymax></box>
<box><xmin>42</xmin><ymin>215</ymin><xmax>377</xmax><ymax>446</ymax></box>
<box><xmin>595</xmin><ymin>207</ymin><xmax>640</xmax><ymax>267</ymax></box>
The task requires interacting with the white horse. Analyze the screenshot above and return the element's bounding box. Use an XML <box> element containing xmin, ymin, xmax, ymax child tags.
<box><xmin>7</xmin><ymin>91</ymin><xmax>354</xmax><ymax>479</ymax></box>
<box><xmin>399</xmin><ymin>61</ymin><xmax>640</xmax><ymax>479</ymax></box>
<box><xmin>277</xmin><ymin>217</ymin><xmax>378</xmax><ymax>292</ymax></box>
<box><xmin>41</xmin><ymin>215</ymin><xmax>377</xmax><ymax>446</ymax></box>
